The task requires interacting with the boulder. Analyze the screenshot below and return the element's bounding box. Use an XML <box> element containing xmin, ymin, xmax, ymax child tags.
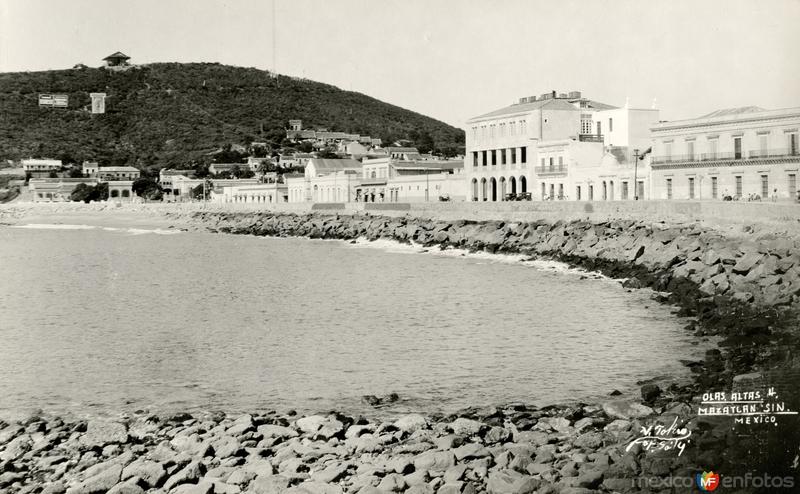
<box><xmin>450</xmin><ymin>418</ymin><xmax>484</xmax><ymax>436</ymax></box>
<box><xmin>394</xmin><ymin>414</ymin><xmax>429</xmax><ymax>433</ymax></box>
<box><xmin>163</xmin><ymin>460</ymin><xmax>204</xmax><ymax>491</ymax></box>
<box><xmin>66</xmin><ymin>464</ymin><xmax>123</xmax><ymax>494</ymax></box>
<box><xmin>602</xmin><ymin>401</ymin><xmax>654</xmax><ymax>420</ymax></box>
<box><xmin>122</xmin><ymin>459</ymin><xmax>166</xmax><ymax>488</ymax></box>
<box><xmin>80</xmin><ymin>420</ymin><xmax>128</xmax><ymax>448</ymax></box>
<box><xmin>413</xmin><ymin>451</ymin><xmax>456</xmax><ymax>472</ymax></box>
<box><xmin>640</xmin><ymin>384</ymin><xmax>662</xmax><ymax>403</ymax></box>
<box><xmin>486</xmin><ymin>469</ymin><xmax>541</xmax><ymax>494</ymax></box>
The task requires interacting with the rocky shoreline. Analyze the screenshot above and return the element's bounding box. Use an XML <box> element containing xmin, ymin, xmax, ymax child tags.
<box><xmin>2</xmin><ymin>209</ymin><xmax>799</xmax><ymax>493</ymax></box>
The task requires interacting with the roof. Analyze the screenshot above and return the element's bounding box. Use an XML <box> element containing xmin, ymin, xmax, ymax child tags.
<box><xmin>308</xmin><ymin>158</ymin><xmax>362</xmax><ymax>171</ymax></box>
<box><xmin>699</xmin><ymin>106</ymin><xmax>766</xmax><ymax>119</ymax></box>
<box><xmin>103</xmin><ymin>51</ymin><xmax>130</xmax><ymax>60</ymax></box>
<box><xmin>393</xmin><ymin>160</ymin><xmax>464</xmax><ymax>171</ymax></box>
<box><xmin>99</xmin><ymin>166</ymin><xmax>139</xmax><ymax>172</ymax></box>
<box><xmin>386</xmin><ymin>147</ymin><xmax>420</xmax><ymax>153</ymax></box>
<box><xmin>471</xmin><ymin>98</ymin><xmax>580</xmax><ymax>121</ymax></box>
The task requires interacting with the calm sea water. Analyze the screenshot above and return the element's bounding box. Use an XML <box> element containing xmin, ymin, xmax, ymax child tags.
<box><xmin>0</xmin><ymin>222</ymin><xmax>703</xmax><ymax>418</ymax></box>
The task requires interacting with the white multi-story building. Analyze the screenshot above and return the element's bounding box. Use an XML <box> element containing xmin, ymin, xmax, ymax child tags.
<box><xmin>466</xmin><ymin>90</ymin><xmax>658</xmax><ymax>201</ymax></box>
<box><xmin>650</xmin><ymin>106</ymin><xmax>800</xmax><ymax>201</ymax></box>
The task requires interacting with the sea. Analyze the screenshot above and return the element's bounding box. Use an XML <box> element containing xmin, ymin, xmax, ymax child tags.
<box><xmin>0</xmin><ymin>221</ymin><xmax>705</xmax><ymax>419</ymax></box>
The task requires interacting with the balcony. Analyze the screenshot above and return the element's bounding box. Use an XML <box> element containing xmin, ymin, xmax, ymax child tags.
<box><xmin>578</xmin><ymin>134</ymin><xmax>604</xmax><ymax>143</ymax></box>
<box><xmin>651</xmin><ymin>148</ymin><xmax>800</xmax><ymax>166</ymax></box>
<box><xmin>535</xmin><ymin>164</ymin><xmax>568</xmax><ymax>176</ymax></box>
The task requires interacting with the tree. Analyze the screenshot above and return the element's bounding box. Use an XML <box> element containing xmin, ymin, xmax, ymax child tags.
<box><xmin>70</xmin><ymin>183</ymin><xmax>92</xmax><ymax>203</ymax></box>
<box><xmin>132</xmin><ymin>177</ymin><xmax>163</xmax><ymax>201</ymax></box>
<box><xmin>67</xmin><ymin>168</ymin><xmax>84</xmax><ymax>178</ymax></box>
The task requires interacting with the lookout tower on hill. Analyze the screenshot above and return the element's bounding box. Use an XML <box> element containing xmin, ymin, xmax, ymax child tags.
<box><xmin>103</xmin><ymin>52</ymin><xmax>130</xmax><ymax>67</ymax></box>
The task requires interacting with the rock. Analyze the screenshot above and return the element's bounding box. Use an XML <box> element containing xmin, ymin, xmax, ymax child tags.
<box><xmin>484</xmin><ymin>427</ymin><xmax>510</xmax><ymax>444</ymax></box>
<box><xmin>573</xmin><ymin>432</ymin><xmax>604</xmax><ymax>450</ymax></box>
<box><xmin>640</xmin><ymin>384</ymin><xmax>661</xmax><ymax>403</ymax></box>
<box><xmin>106</xmin><ymin>479</ymin><xmax>145</xmax><ymax>494</ymax></box>
<box><xmin>602</xmin><ymin>401</ymin><xmax>654</xmax><ymax>420</ymax></box>
<box><xmin>0</xmin><ymin>434</ymin><xmax>31</xmax><ymax>461</ymax></box>
<box><xmin>66</xmin><ymin>464</ymin><xmax>123</xmax><ymax>494</ymax></box>
<box><xmin>452</xmin><ymin>443</ymin><xmax>490</xmax><ymax>461</ymax></box>
<box><xmin>413</xmin><ymin>451</ymin><xmax>456</xmax><ymax>472</ymax></box>
<box><xmin>258</xmin><ymin>424</ymin><xmax>299</xmax><ymax>440</ymax></box>
<box><xmin>226</xmin><ymin>469</ymin><xmax>256</xmax><ymax>485</ymax></box>
<box><xmin>250</xmin><ymin>474</ymin><xmax>291</xmax><ymax>494</ymax></box>
<box><xmin>295</xmin><ymin>416</ymin><xmax>343</xmax><ymax>439</ymax></box>
<box><xmin>163</xmin><ymin>460</ymin><xmax>204</xmax><ymax>491</ymax></box>
<box><xmin>450</xmin><ymin>418</ymin><xmax>484</xmax><ymax>436</ymax></box>
<box><xmin>41</xmin><ymin>481</ymin><xmax>67</xmax><ymax>494</ymax></box>
<box><xmin>732</xmin><ymin>252</ymin><xmax>763</xmax><ymax>274</ymax></box>
<box><xmin>310</xmin><ymin>462</ymin><xmax>349</xmax><ymax>483</ymax></box>
<box><xmin>394</xmin><ymin>414</ymin><xmax>429</xmax><ymax>433</ymax></box>
<box><xmin>486</xmin><ymin>469</ymin><xmax>541</xmax><ymax>494</ymax></box>
<box><xmin>512</xmin><ymin>431</ymin><xmax>549</xmax><ymax>446</ymax></box>
<box><xmin>122</xmin><ymin>459</ymin><xmax>166</xmax><ymax>488</ymax></box>
<box><xmin>444</xmin><ymin>465</ymin><xmax>468</xmax><ymax>483</ymax></box>
<box><xmin>170</xmin><ymin>482</ymin><xmax>214</xmax><ymax>494</ymax></box>
<box><xmin>81</xmin><ymin>420</ymin><xmax>129</xmax><ymax>448</ymax></box>
<box><xmin>378</xmin><ymin>473</ymin><xmax>407</xmax><ymax>492</ymax></box>
<box><xmin>211</xmin><ymin>435</ymin><xmax>242</xmax><ymax>458</ymax></box>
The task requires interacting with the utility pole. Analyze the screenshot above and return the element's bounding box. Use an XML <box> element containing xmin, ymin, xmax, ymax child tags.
<box><xmin>633</xmin><ymin>148</ymin><xmax>640</xmax><ymax>200</ymax></box>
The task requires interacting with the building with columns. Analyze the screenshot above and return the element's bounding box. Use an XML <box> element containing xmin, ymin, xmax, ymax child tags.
<box><xmin>650</xmin><ymin>106</ymin><xmax>800</xmax><ymax>201</ymax></box>
<box><xmin>466</xmin><ymin>90</ymin><xmax>659</xmax><ymax>202</ymax></box>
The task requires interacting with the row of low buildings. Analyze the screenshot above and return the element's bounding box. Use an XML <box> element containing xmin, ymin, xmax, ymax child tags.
<box><xmin>213</xmin><ymin>154</ymin><xmax>466</xmax><ymax>205</ymax></box>
<box><xmin>25</xmin><ymin>161</ymin><xmax>141</xmax><ymax>202</ymax></box>
<box><xmin>465</xmin><ymin>90</ymin><xmax>800</xmax><ymax>203</ymax></box>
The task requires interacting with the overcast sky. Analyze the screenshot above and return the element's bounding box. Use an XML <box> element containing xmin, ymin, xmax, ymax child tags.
<box><xmin>2</xmin><ymin>0</ymin><xmax>799</xmax><ymax>128</ymax></box>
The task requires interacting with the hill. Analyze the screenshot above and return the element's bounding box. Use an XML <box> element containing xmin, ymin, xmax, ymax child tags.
<box><xmin>0</xmin><ymin>63</ymin><xmax>465</xmax><ymax>170</ymax></box>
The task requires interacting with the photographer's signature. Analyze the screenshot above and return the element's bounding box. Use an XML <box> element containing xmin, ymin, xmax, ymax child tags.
<box><xmin>625</xmin><ymin>416</ymin><xmax>691</xmax><ymax>456</ymax></box>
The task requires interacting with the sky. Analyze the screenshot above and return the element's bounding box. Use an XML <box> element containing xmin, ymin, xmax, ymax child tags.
<box><xmin>1</xmin><ymin>0</ymin><xmax>799</xmax><ymax>129</ymax></box>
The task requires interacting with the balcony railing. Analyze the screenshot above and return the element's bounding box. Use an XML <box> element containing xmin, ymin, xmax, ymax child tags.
<box><xmin>578</xmin><ymin>134</ymin><xmax>604</xmax><ymax>143</ymax></box>
<box><xmin>652</xmin><ymin>148</ymin><xmax>800</xmax><ymax>165</ymax></box>
<box><xmin>535</xmin><ymin>164</ymin><xmax>568</xmax><ymax>176</ymax></box>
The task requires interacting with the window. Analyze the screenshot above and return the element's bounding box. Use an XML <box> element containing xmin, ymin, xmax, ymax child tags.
<box><xmin>622</xmin><ymin>182</ymin><xmax>629</xmax><ymax>200</ymax></box>
<box><xmin>790</xmin><ymin>133</ymin><xmax>798</xmax><ymax>155</ymax></box>
<box><xmin>482</xmin><ymin>151</ymin><xmax>487</xmax><ymax>167</ymax></box>
<box><xmin>472</xmin><ymin>151</ymin><xmax>478</xmax><ymax>168</ymax></box>
<box><xmin>789</xmin><ymin>174</ymin><xmax>797</xmax><ymax>197</ymax></box>
<box><xmin>707</xmin><ymin>138</ymin><xmax>718</xmax><ymax>160</ymax></box>
<box><xmin>734</xmin><ymin>137</ymin><xmax>742</xmax><ymax>159</ymax></box>
<box><xmin>541</xmin><ymin>182</ymin><xmax>546</xmax><ymax>199</ymax></box>
<box><xmin>558</xmin><ymin>183</ymin><xmax>564</xmax><ymax>199</ymax></box>
<box><xmin>549</xmin><ymin>157</ymin><xmax>554</xmax><ymax>170</ymax></box>
<box><xmin>510</xmin><ymin>122</ymin><xmax>515</xmax><ymax>136</ymax></box>
<box><xmin>688</xmin><ymin>177</ymin><xmax>695</xmax><ymax>199</ymax></box>
<box><xmin>521</xmin><ymin>147</ymin><xmax>527</xmax><ymax>164</ymax></box>
<box><xmin>491</xmin><ymin>150</ymin><xmax>497</xmax><ymax>166</ymax></box>
<box><xmin>588</xmin><ymin>185</ymin><xmax>594</xmax><ymax>201</ymax></box>
<box><xmin>665</xmin><ymin>142</ymin><xmax>672</xmax><ymax>160</ymax></box>
<box><xmin>759</xmin><ymin>134</ymin><xmax>768</xmax><ymax>157</ymax></box>
<box><xmin>501</xmin><ymin>149</ymin><xmax>506</xmax><ymax>165</ymax></box>
<box><xmin>609</xmin><ymin>118</ymin><xmax>613</xmax><ymax>132</ymax></box>
<box><xmin>558</xmin><ymin>156</ymin><xmax>563</xmax><ymax>169</ymax></box>
<box><xmin>711</xmin><ymin>176</ymin><xmax>718</xmax><ymax>199</ymax></box>
<box><xmin>735</xmin><ymin>175</ymin><xmax>743</xmax><ymax>196</ymax></box>
<box><xmin>687</xmin><ymin>141</ymin><xmax>695</xmax><ymax>161</ymax></box>
<box><xmin>576</xmin><ymin>186</ymin><xmax>582</xmax><ymax>200</ymax></box>
<box><xmin>761</xmin><ymin>175</ymin><xmax>769</xmax><ymax>198</ymax></box>
<box><xmin>596</xmin><ymin>121</ymin><xmax>602</xmax><ymax>135</ymax></box>
<box><xmin>510</xmin><ymin>148</ymin><xmax>516</xmax><ymax>165</ymax></box>
<box><xmin>666</xmin><ymin>178</ymin><xmax>673</xmax><ymax>199</ymax></box>
<box><xmin>549</xmin><ymin>183</ymin><xmax>555</xmax><ymax>199</ymax></box>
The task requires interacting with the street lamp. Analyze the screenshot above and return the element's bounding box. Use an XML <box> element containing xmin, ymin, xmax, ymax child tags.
<box><xmin>633</xmin><ymin>148</ymin><xmax>640</xmax><ymax>200</ymax></box>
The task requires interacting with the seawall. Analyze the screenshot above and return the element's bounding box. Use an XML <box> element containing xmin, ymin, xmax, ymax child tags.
<box><xmin>2</xmin><ymin>204</ymin><xmax>800</xmax><ymax>493</ymax></box>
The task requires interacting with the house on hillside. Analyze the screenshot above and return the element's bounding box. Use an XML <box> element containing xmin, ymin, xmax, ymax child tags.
<box><xmin>22</xmin><ymin>159</ymin><xmax>62</xmax><ymax>178</ymax></box>
<box><xmin>98</xmin><ymin>166</ymin><xmax>140</xmax><ymax>181</ymax></box>
<box><xmin>103</xmin><ymin>52</ymin><xmax>131</xmax><ymax>67</ymax></box>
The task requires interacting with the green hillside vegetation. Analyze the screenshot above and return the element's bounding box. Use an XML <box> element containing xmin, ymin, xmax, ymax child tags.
<box><xmin>0</xmin><ymin>63</ymin><xmax>465</xmax><ymax>172</ymax></box>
